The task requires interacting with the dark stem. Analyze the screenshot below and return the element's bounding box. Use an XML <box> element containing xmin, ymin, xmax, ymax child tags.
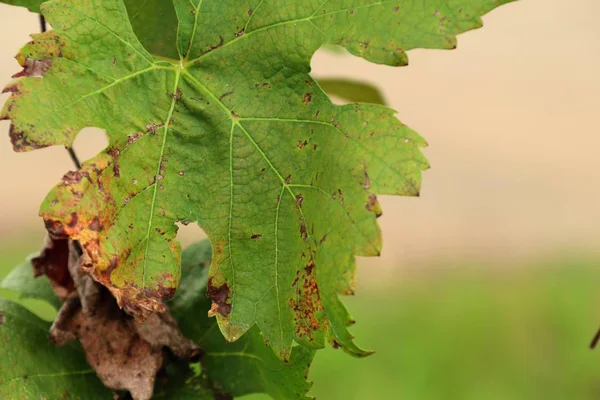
<box><xmin>39</xmin><ymin>15</ymin><xmax>47</xmax><ymax>33</ymax></box>
<box><xmin>67</xmin><ymin>147</ymin><xmax>83</xmax><ymax>169</ymax></box>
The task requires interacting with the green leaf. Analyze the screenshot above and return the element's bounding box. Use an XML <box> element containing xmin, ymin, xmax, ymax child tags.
<box><xmin>171</xmin><ymin>239</ymin><xmax>315</xmax><ymax>399</ymax></box>
<box><xmin>317</xmin><ymin>78</ymin><xmax>386</xmax><ymax>105</ymax></box>
<box><xmin>0</xmin><ymin>0</ymin><xmax>44</xmax><ymax>12</ymax></box>
<box><xmin>1</xmin><ymin>0</ymin><xmax>511</xmax><ymax>359</ymax></box>
<box><xmin>154</xmin><ymin>370</ymin><xmax>215</xmax><ymax>399</ymax></box>
<box><xmin>124</xmin><ymin>0</ymin><xmax>179</xmax><ymax>59</ymax></box>
<box><xmin>0</xmin><ymin>299</ymin><xmax>111</xmax><ymax>399</ymax></box>
<box><xmin>0</xmin><ymin>253</ymin><xmax>61</xmax><ymax>310</ymax></box>
<box><xmin>0</xmin><ymin>0</ymin><xmax>179</xmax><ymax>58</ymax></box>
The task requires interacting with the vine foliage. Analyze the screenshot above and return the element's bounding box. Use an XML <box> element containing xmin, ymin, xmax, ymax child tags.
<box><xmin>0</xmin><ymin>0</ymin><xmax>513</xmax><ymax>398</ymax></box>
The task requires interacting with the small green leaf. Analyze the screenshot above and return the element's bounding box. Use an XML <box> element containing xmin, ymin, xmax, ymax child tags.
<box><xmin>124</xmin><ymin>0</ymin><xmax>179</xmax><ymax>59</ymax></box>
<box><xmin>0</xmin><ymin>0</ymin><xmax>44</xmax><ymax>13</ymax></box>
<box><xmin>152</xmin><ymin>360</ymin><xmax>224</xmax><ymax>399</ymax></box>
<box><xmin>171</xmin><ymin>240</ymin><xmax>315</xmax><ymax>399</ymax></box>
<box><xmin>0</xmin><ymin>299</ymin><xmax>110</xmax><ymax>399</ymax></box>
<box><xmin>0</xmin><ymin>253</ymin><xmax>61</xmax><ymax>310</ymax></box>
<box><xmin>317</xmin><ymin>78</ymin><xmax>386</xmax><ymax>105</ymax></box>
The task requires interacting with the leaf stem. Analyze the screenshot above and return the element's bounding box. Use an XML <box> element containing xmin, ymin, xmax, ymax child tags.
<box><xmin>39</xmin><ymin>15</ymin><xmax>46</xmax><ymax>33</ymax></box>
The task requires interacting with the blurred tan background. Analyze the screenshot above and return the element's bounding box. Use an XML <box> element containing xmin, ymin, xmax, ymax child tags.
<box><xmin>1</xmin><ymin>0</ymin><xmax>599</xmax><ymax>270</ymax></box>
<box><xmin>1</xmin><ymin>1</ymin><xmax>600</xmax><ymax>399</ymax></box>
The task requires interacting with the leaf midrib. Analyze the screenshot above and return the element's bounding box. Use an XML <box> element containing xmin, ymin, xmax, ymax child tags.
<box><xmin>141</xmin><ymin>69</ymin><xmax>182</xmax><ymax>288</ymax></box>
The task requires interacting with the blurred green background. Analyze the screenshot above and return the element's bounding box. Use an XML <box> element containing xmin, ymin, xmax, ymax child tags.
<box><xmin>2</xmin><ymin>239</ymin><xmax>600</xmax><ymax>399</ymax></box>
<box><xmin>2</xmin><ymin>0</ymin><xmax>600</xmax><ymax>398</ymax></box>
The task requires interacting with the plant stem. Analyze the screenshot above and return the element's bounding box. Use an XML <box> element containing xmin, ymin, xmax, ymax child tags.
<box><xmin>39</xmin><ymin>15</ymin><xmax>46</xmax><ymax>33</ymax></box>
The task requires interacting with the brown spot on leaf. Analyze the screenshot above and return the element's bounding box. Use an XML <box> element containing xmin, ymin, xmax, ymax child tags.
<box><xmin>300</xmin><ymin>223</ymin><xmax>308</xmax><ymax>241</ymax></box>
<box><xmin>362</xmin><ymin>161</ymin><xmax>371</xmax><ymax>189</ymax></box>
<box><xmin>127</xmin><ymin>132</ymin><xmax>143</xmax><ymax>145</ymax></box>
<box><xmin>296</xmin><ymin>193</ymin><xmax>304</xmax><ymax>208</ymax></box>
<box><xmin>365</xmin><ymin>194</ymin><xmax>383</xmax><ymax>218</ymax></box>
<box><xmin>2</xmin><ymin>83</ymin><xmax>20</xmax><ymax>94</ymax></box>
<box><xmin>251</xmin><ymin>233</ymin><xmax>262</xmax><ymax>239</ymax></box>
<box><xmin>303</xmin><ymin>93</ymin><xmax>312</xmax><ymax>104</ymax></box>
<box><xmin>297</xmin><ymin>140</ymin><xmax>308</xmax><ymax>150</ymax></box>
<box><xmin>290</xmin><ymin>254</ymin><xmax>323</xmax><ymax>342</ymax></box>
<box><xmin>206</xmin><ymin>278</ymin><xmax>231</xmax><ymax>317</ymax></box>
<box><xmin>0</xmin><ymin>311</ymin><xmax>4</xmax><ymax>325</ymax></box>
<box><xmin>200</xmin><ymin>36</ymin><xmax>224</xmax><ymax>57</ymax></box>
<box><xmin>68</xmin><ymin>212</ymin><xmax>79</xmax><ymax>229</ymax></box>
<box><xmin>171</xmin><ymin>88</ymin><xmax>183</xmax><ymax>100</ymax></box>
<box><xmin>16</xmin><ymin>58</ymin><xmax>52</xmax><ymax>78</ymax></box>
<box><xmin>304</xmin><ymin>257</ymin><xmax>315</xmax><ymax>275</ymax></box>
<box><xmin>145</xmin><ymin>122</ymin><xmax>164</xmax><ymax>134</ymax></box>
<box><xmin>332</xmin><ymin>189</ymin><xmax>344</xmax><ymax>204</ymax></box>
<box><xmin>8</xmin><ymin>126</ymin><xmax>47</xmax><ymax>152</ymax></box>
<box><xmin>88</xmin><ymin>217</ymin><xmax>102</xmax><ymax>231</ymax></box>
<box><xmin>107</xmin><ymin>148</ymin><xmax>121</xmax><ymax>177</ymax></box>
<box><xmin>61</xmin><ymin>170</ymin><xmax>88</xmax><ymax>186</ymax></box>
<box><xmin>218</xmin><ymin>90</ymin><xmax>234</xmax><ymax>101</ymax></box>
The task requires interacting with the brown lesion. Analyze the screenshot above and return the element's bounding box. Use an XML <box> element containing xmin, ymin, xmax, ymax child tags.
<box><xmin>290</xmin><ymin>254</ymin><xmax>324</xmax><ymax>343</ymax></box>
<box><xmin>365</xmin><ymin>194</ymin><xmax>383</xmax><ymax>218</ymax></box>
<box><xmin>206</xmin><ymin>278</ymin><xmax>232</xmax><ymax>317</ymax></box>
<box><xmin>41</xmin><ymin>151</ymin><xmax>177</xmax><ymax>319</ymax></box>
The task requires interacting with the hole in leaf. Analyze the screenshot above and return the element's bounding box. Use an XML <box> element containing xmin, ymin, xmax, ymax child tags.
<box><xmin>71</xmin><ymin>127</ymin><xmax>109</xmax><ymax>164</ymax></box>
<box><xmin>176</xmin><ymin>221</ymin><xmax>207</xmax><ymax>249</ymax></box>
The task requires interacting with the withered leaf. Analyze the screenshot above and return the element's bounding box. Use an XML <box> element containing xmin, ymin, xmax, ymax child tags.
<box><xmin>44</xmin><ymin>241</ymin><xmax>200</xmax><ymax>400</ymax></box>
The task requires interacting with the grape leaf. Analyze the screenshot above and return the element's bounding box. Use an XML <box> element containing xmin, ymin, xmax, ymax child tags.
<box><xmin>1</xmin><ymin>0</ymin><xmax>511</xmax><ymax>359</ymax></box>
<box><xmin>0</xmin><ymin>0</ymin><xmax>394</xmax><ymax>104</ymax></box>
<box><xmin>171</xmin><ymin>239</ymin><xmax>315</xmax><ymax>399</ymax></box>
<box><xmin>0</xmin><ymin>254</ymin><xmax>61</xmax><ymax>310</ymax></box>
<box><xmin>0</xmin><ymin>0</ymin><xmax>43</xmax><ymax>12</ymax></box>
<box><xmin>123</xmin><ymin>0</ymin><xmax>179</xmax><ymax>59</ymax></box>
<box><xmin>0</xmin><ymin>299</ymin><xmax>112</xmax><ymax>399</ymax></box>
<box><xmin>152</xmin><ymin>367</ymin><xmax>216</xmax><ymax>400</ymax></box>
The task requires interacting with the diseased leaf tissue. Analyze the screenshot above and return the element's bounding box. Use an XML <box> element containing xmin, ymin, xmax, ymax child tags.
<box><xmin>1</xmin><ymin>0</ymin><xmax>512</xmax><ymax>371</ymax></box>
